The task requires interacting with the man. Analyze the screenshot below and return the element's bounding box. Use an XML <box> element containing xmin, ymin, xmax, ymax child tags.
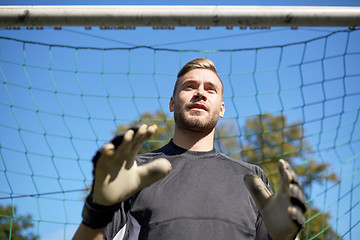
<box><xmin>73</xmin><ymin>58</ymin><xmax>306</xmax><ymax>240</ymax></box>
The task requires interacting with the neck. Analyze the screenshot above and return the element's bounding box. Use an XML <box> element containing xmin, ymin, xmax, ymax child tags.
<box><xmin>172</xmin><ymin>126</ymin><xmax>215</xmax><ymax>151</ymax></box>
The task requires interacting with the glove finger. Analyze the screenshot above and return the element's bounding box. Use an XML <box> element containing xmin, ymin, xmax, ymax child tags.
<box><xmin>113</xmin><ymin>129</ymin><xmax>136</xmax><ymax>168</ymax></box>
<box><xmin>288</xmin><ymin>205</ymin><xmax>306</xmax><ymax>228</ymax></box>
<box><xmin>137</xmin><ymin>158</ymin><xmax>172</xmax><ymax>189</ymax></box>
<box><xmin>111</xmin><ymin>126</ymin><xmax>139</xmax><ymax>149</ymax></box>
<box><xmin>244</xmin><ymin>174</ymin><xmax>272</xmax><ymax>210</ymax></box>
<box><xmin>115</xmin><ymin>128</ymin><xmax>135</xmax><ymax>153</ymax></box>
<box><xmin>94</xmin><ymin>143</ymin><xmax>116</xmax><ymax>170</ymax></box>
<box><xmin>289</xmin><ymin>183</ymin><xmax>307</xmax><ymax>213</ymax></box>
<box><xmin>92</xmin><ymin>143</ymin><xmax>115</xmax><ymax>171</ymax></box>
<box><xmin>278</xmin><ymin>159</ymin><xmax>293</xmax><ymax>193</ymax></box>
<box><xmin>99</xmin><ymin>143</ymin><xmax>115</xmax><ymax>158</ymax></box>
<box><xmin>130</xmin><ymin>124</ymin><xmax>157</xmax><ymax>153</ymax></box>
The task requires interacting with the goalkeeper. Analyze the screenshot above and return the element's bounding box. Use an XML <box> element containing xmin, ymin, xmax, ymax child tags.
<box><xmin>73</xmin><ymin>58</ymin><xmax>307</xmax><ymax>240</ymax></box>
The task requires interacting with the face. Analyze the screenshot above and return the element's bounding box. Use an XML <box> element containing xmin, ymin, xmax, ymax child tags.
<box><xmin>170</xmin><ymin>68</ymin><xmax>225</xmax><ymax>133</ymax></box>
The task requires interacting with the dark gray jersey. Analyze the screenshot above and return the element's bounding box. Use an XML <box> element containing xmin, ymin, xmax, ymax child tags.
<box><xmin>104</xmin><ymin>140</ymin><xmax>272</xmax><ymax>240</ymax></box>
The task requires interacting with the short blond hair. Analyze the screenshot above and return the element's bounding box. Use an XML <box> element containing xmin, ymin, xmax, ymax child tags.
<box><xmin>173</xmin><ymin>58</ymin><xmax>223</xmax><ymax>96</ymax></box>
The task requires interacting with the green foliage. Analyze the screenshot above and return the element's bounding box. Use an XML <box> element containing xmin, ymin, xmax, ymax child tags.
<box><xmin>116</xmin><ymin>111</ymin><xmax>174</xmax><ymax>154</ymax></box>
<box><xmin>241</xmin><ymin>113</ymin><xmax>339</xmax><ymax>191</ymax></box>
<box><xmin>302</xmin><ymin>208</ymin><xmax>340</xmax><ymax>240</ymax></box>
<box><xmin>0</xmin><ymin>205</ymin><xmax>37</xmax><ymax>240</ymax></box>
<box><xmin>214</xmin><ymin>120</ymin><xmax>242</xmax><ymax>160</ymax></box>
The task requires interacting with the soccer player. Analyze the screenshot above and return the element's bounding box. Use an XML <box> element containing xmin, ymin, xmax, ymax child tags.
<box><xmin>73</xmin><ymin>58</ymin><xmax>306</xmax><ymax>240</ymax></box>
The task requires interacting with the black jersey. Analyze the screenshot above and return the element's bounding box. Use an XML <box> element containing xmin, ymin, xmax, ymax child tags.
<box><xmin>103</xmin><ymin>140</ymin><xmax>272</xmax><ymax>240</ymax></box>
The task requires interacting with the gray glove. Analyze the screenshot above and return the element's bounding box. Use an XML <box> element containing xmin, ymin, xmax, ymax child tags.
<box><xmin>93</xmin><ymin>124</ymin><xmax>172</xmax><ymax>206</ymax></box>
<box><xmin>82</xmin><ymin>124</ymin><xmax>171</xmax><ymax>229</ymax></box>
<box><xmin>245</xmin><ymin>159</ymin><xmax>307</xmax><ymax>240</ymax></box>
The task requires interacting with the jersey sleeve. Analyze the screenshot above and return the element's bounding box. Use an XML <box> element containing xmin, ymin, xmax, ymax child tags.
<box><xmin>104</xmin><ymin>200</ymin><xmax>131</xmax><ymax>240</ymax></box>
<box><xmin>255</xmin><ymin>211</ymin><xmax>273</xmax><ymax>240</ymax></box>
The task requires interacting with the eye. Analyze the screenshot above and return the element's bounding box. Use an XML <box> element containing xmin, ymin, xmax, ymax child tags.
<box><xmin>207</xmin><ymin>87</ymin><xmax>217</xmax><ymax>93</ymax></box>
<box><xmin>183</xmin><ymin>83</ymin><xmax>196</xmax><ymax>90</ymax></box>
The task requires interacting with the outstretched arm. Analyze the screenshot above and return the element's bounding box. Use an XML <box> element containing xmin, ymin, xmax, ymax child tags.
<box><xmin>245</xmin><ymin>159</ymin><xmax>307</xmax><ymax>240</ymax></box>
<box><xmin>73</xmin><ymin>124</ymin><xmax>172</xmax><ymax>240</ymax></box>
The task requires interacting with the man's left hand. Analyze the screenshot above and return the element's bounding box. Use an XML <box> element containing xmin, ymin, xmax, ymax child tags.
<box><xmin>244</xmin><ymin>159</ymin><xmax>307</xmax><ymax>240</ymax></box>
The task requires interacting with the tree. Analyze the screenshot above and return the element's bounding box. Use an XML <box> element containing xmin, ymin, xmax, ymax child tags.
<box><xmin>116</xmin><ymin>111</ymin><xmax>341</xmax><ymax>239</ymax></box>
<box><xmin>116</xmin><ymin>111</ymin><xmax>174</xmax><ymax>154</ymax></box>
<box><xmin>225</xmin><ymin>113</ymin><xmax>340</xmax><ymax>240</ymax></box>
<box><xmin>0</xmin><ymin>205</ymin><xmax>37</xmax><ymax>240</ymax></box>
<box><xmin>240</xmin><ymin>113</ymin><xmax>338</xmax><ymax>191</ymax></box>
<box><xmin>301</xmin><ymin>208</ymin><xmax>339</xmax><ymax>240</ymax></box>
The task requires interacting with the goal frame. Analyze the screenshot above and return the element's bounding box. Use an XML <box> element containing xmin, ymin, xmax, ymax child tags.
<box><xmin>1</xmin><ymin>5</ymin><xmax>360</xmax><ymax>27</ymax></box>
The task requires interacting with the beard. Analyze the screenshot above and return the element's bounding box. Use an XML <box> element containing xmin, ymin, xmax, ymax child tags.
<box><xmin>173</xmin><ymin>102</ymin><xmax>219</xmax><ymax>133</ymax></box>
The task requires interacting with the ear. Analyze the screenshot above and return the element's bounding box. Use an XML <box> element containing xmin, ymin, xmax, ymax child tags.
<box><xmin>169</xmin><ymin>97</ymin><xmax>175</xmax><ymax>112</ymax></box>
<box><xmin>219</xmin><ymin>102</ymin><xmax>225</xmax><ymax>118</ymax></box>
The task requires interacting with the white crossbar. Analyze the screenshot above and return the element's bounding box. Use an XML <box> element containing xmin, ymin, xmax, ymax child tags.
<box><xmin>1</xmin><ymin>5</ymin><xmax>360</xmax><ymax>27</ymax></box>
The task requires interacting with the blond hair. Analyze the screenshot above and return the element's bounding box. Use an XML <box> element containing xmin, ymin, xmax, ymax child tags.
<box><xmin>173</xmin><ymin>58</ymin><xmax>223</xmax><ymax>96</ymax></box>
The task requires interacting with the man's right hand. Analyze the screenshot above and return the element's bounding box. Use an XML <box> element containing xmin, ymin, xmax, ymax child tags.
<box><xmin>92</xmin><ymin>124</ymin><xmax>172</xmax><ymax>206</ymax></box>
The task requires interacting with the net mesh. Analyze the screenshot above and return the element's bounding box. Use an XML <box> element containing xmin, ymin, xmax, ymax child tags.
<box><xmin>0</xmin><ymin>27</ymin><xmax>359</xmax><ymax>239</ymax></box>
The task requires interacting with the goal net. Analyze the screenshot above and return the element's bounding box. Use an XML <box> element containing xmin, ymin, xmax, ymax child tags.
<box><xmin>0</xmin><ymin>5</ymin><xmax>359</xmax><ymax>240</ymax></box>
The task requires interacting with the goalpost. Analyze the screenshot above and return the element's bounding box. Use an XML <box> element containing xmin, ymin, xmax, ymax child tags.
<box><xmin>1</xmin><ymin>5</ymin><xmax>360</xmax><ymax>27</ymax></box>
<box><xmin>0</xmin><ymin>5</ymin><xmax>359</xmax><ymax>240</ymax></box>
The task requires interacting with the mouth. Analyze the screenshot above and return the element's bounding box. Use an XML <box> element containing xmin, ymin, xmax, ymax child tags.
<box><xmin>189</xmin><ymin>103</ymin><xmax>207</xmax><ymax>111</ymax></box>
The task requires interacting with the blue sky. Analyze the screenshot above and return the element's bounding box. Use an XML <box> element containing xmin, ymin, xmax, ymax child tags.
<box><xmin>0</xmin><ymin>1</ymin><xmax>360</xmax><ymax>239</ymax></box>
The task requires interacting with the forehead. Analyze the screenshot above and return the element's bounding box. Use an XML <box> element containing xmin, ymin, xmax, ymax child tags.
<box><xmin>179</xmin><ymin>69</ymin><xmax>222</xmax><ymax>87</ymax></box>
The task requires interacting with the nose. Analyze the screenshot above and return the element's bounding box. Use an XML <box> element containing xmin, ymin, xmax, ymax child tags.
<box><xmin>193</xmin><ymin>88</ymin><xmax>207</xmax><ymax>101</ymax></box>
